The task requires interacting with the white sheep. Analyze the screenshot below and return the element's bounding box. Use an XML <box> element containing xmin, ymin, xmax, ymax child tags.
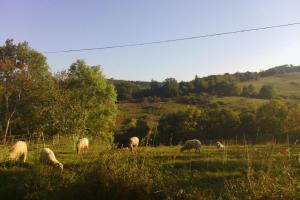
<box><xmin>7</xmin><ymin>141</ymin><xmax>28</xmax><ymax>163</ymax></box>
<box><xmin>40</xmin><ymin>148</ymin><xmax>63</xmax><ymax>170</ymax></box>
<box><xmin>76</xmin><ymin>138</ymin><xmax>89</xmax><ymax>154</ymax></box>
<box><xmin>216</xmin><ymin>141</ymin><xmax>225</xmax><ymax>149</ymax></box>
<box><xmin>180</xmin><ymin>139</ymin><xmax>201</xmax><ymax>152</ymax></box>
<box><xmin>129</xmin><ymin>136</ymin><xmax>139</xmax><ymax>151</ymax></box>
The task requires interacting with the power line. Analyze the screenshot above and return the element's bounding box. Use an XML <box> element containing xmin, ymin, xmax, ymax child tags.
<box><xmin>44</xmin><ymin>22</ymin><xmax>300</xmax><ymax>54</ymax></box>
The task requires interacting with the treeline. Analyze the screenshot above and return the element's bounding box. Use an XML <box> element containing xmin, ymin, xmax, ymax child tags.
<box><xmin>117</xmin><ymin>100</ymin><xmax>300</xmax><ymax>145</ymax></box>
<box><xmin>0</xmin><ymin>39</ymin><xmax>117</xmax><ymax>142</ymax></box>
<box><xmin>113</xmin><ymin>64</ymin><xmax>300</xmax><ymax>100</ymax></box>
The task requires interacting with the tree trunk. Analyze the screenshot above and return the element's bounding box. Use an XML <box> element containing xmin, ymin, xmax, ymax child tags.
<box><xmin>3</xmin><ymin>110</ymin><xmax>15</xmax><ymax>144</ymax></box>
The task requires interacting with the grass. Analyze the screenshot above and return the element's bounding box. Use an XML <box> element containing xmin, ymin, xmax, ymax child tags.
<box><xmin>1</xmin><ymin>138</ymin><xmax>300</xmax><ymax>199</ymax></box>
<box><xmin>239</xmin><ymin>72</ymin><xmax>300</xmax><ymax>98</ymax></box>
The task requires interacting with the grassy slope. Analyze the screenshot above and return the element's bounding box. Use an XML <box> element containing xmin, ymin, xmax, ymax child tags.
<box><xmin>239</xmin><ymin>72</ymin><xmax>300</xmax><ymax>98</ymax></box>
<box><xmin>118</xmin><ymin>97</ymin><xmax>268</xmax><ymax>122</ymax></box>
<box><xmin>118</xmin><ymin>72</ymin><xmax>300</xmax><ymax>120</ymax></box>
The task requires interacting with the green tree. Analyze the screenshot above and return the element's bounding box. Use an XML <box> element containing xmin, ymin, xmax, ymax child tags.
<box><xmin>60</xmin><ymin>60</ymin><xmax>117</xmax><ymax>142</ymax></box>
<box><xmin>0</xmin><ymin>39</ymin><xmax>54</xmax><ymax>142</ymax></box>
<box><xmin>256</xmin><ymin>100</ymin><xmax>288</xmax><ymax>140</ymax></box>
<box><xmin>242</xmin><ymin>84</ymin><xmax>255</xmax><ymax>97</ymax></box>
<box><xmin>193</xmin><ymin>75</ymin><xmax>208</xmax><ymax>94</ymax></box>
<box><xmin>203</xmin><ymin>107</ymin><xmax>240</xmax><ymax>139</ymax></box>
<box><xmin>259</xmin><ymin>85</ymin><xmax>276</xmax><ymax>99</ymax></box>
<box><xmin>162</xmin><ymin>78</ymin><xmax>179</xmax><ymax>97</ymax></box>
<box><xmin>179</xmin><ymin>81</ymin><xmax>194</xmax><ymax>96</ymax></box>
<box><xmin>239</xmin><ymin>108</ymin><xmax>257</xmax><ymax>140</ymax></box>
<box><xmin>284</xmin><ymin>104</ymin><xmax>300</xmax><ymax>136</ymax></box>
<box><xmin>157</xmin><ymin>107</ymin><xmax>203</xmax><ymax>145</ymax></box>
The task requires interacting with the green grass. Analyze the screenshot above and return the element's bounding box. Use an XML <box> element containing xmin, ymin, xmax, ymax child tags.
<box><xmin>239</xmin><ymin>72</ymin><xmax>300</xmax><ymax>98</ymax></box>
<box><xmin>1</xmin><ymin>138</ymin><xmax>300</xmax><ymax>199</ymax></box>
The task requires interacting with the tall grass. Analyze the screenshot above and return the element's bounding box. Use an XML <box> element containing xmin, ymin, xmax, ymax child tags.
<box><xmin>1</xmin><ymin>138</ymin><xmax>300</xmax><ymax>199</ymax></box>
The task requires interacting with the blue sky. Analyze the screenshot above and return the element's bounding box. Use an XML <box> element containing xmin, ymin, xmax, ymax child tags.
<box><xmin>1</xmin><ymin>0</ymin><xmax>300</xmax><ymax>81</ymax></box>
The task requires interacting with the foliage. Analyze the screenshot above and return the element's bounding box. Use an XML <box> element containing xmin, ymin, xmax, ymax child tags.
<box><xmin>259</xmin><ymin>85</ymin><xmax>276</xmax><ymax>99</ymax></box>
<box><xmin>0</xmin><ymin>40</ymin><xmax>118</xmax><ymax>142</ymax></box>
<box><xmin>202</xmin><ymin>107</ymin><xmax>240</xmax><ymax>139</ymax></box>
<box><xmin>256</xmin><ymin>100</ymin><xmax>288</xmax><ymax>139</ymax></box>
<box><xmin>0</xmin><ymin>39</ymin><xmax>54</xmax><ymax>140</ymax></box>
<box><xmin>57</xmin><ymin>60</ymin><xmax>117</xmax><ymax>140</ymax></box>
<box><xmin>157</xmin><ymin>107</ymin><xmax>203</xmax><ymax>145</ymax></box>
<box><xmin>284</xmin><ymin>103</ymin><xmax>300</xmax><ymax>135</ymax></box>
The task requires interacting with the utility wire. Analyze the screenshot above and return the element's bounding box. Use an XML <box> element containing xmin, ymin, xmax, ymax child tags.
<box><xmin>44</xmin><ymin>22</ymin><xmax>300</xmax><ymax>54</ymax></box>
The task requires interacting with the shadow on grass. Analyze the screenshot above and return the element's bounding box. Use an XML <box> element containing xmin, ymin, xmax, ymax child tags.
<box><xmin>0</xmin><ymin>161</ymin><xmax>33</xmax><ymax>169</ymax></box>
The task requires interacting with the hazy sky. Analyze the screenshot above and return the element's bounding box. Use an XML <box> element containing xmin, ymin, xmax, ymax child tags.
<box><xmin>1</xmin><ymin>0</ymin><xmax>300</xmax><ymax>81</ymax></box>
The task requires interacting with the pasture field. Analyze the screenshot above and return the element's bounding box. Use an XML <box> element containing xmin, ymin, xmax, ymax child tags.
<box><xmin>239</xmin><ymin>72</ymin><xmax>300</xmax><ymax>99</ymax></box>
<box><xmin>1</xmin><ymin>138</ymin><xmax>300</xmax><ymax>200</ymax></box>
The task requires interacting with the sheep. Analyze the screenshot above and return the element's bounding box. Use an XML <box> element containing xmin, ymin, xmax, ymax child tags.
<box><xmin>7</xmin><ymin>141</ymin><xmax>28</xmax><ymax>163</ymax></box>
<box><xmin>40</xmin><ymin>148</ymin><xmax>63</xmax><ymax>170</ymax></box>
<box><xmin>180</xmin><ymin>139</ymin><xmax>201</xmax><ymax>152</ymax></box>
<box><xmin>216</xmin><ymin>141</ymin><xmax>225</xmax><ymax>149</ymax></box>
<box><xmin>76</xmin><ymin>137</ymin><xmax>89</xmax><ymax>154</ymax></box>
<box><xmin>128</xmin><ymin>136</ymin><xmax>139</xmax><ymax>151</ymax></box>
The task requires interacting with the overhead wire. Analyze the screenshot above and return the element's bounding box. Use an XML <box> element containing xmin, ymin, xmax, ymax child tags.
<box><xmin>43</xmin><ymin>22</ymin><xmax>300</xmax><ymax>54</ymax></box>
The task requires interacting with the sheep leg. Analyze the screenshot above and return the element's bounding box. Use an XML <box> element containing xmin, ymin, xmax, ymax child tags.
<box><xmin>23</xmin><ymin>152</ymin><xmax>27</xmax><ymax>163</ymax></box>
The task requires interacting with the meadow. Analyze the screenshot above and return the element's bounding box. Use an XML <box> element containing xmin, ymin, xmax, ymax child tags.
<box><xmin>1</xmin><ymin>137</ymin><xmax>300</xmax><ymax>200</ymax></box>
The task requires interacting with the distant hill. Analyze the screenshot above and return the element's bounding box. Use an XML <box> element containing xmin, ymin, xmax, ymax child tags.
<box><xmin>239</xmin><ymin>71</ymin><xmax>300</xmax><ymax>99</ymax></box>
<box><xmin>112</xmin><ymin>64</ymin><xmax>300</xmax><ymax>100</ymax></box>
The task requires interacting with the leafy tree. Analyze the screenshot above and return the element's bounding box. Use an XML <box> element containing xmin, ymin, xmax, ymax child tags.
<box><xmin>193</xmin><ymin>75</ymin><xmax>208</xmax><ymax>94</ymax></box>
<box><xmin>157</xmin><ymin>107</ymin><xmax>203</xmax><ymax>145</ymax></box>
<box><xmin>242</xmin><ymin>84</ymin><xmax>255</xmax><ymax>97</ymax></box>
<box><xmin>203</xmin><ymin>107</ymin><xmax>240</xmax><ymax>139</ymax></box>
<box><xmin>179</xmin><ymin>81</ymin><xmax>194</xmax><ymax>96</ymax></box>
<box><xmin>59</xmin><ymin>60</ymin><xmax>117</xmax><ymax>141</ymax></box>
<box><xmin>0</xmin><ymin>39</ymin><xmax>54</xmax><ymax>142</ymax></box>
<box><xmin>259</xmin><ymin>85</ymin><xmax>276</xmax><ymax>99</ymax></box>
<box><xmin>239</xmin><ymin>108</ymin><xmax>257</xmax><ymax>140</ymax></box>
<box><xmin>256</xmin><ymin>100</ymin><xmax>288</xmax><ymax>140</ymax></box>
<box><xmin>284</xmin><ymin>104</ymin><xmax>300</xmax><ymax>136</ymax></box>
<box><xmin>161</xmin><ymin>78</ymin><xmax>179</xmax><ymax>97</ymax></box>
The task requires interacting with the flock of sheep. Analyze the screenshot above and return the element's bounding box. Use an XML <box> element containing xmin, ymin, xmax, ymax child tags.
<box><xmin>4</xmin><ymin>136</ymin><xmax>225</xmax><ymax>170</ymax></box>
<box><xmin>5</xmin><ymin>137</ymin><xmax>89</xmax><ymax>170</ymax></box>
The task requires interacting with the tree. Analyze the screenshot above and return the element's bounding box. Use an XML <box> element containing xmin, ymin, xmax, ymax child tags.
<box><xmin>59</xmin><ymin>60</ymin><xmax>117</xmax><ymax>142</ymax></box>
<box><xmin>259</xmin><ymin>85</ymin><xmax>276</xmax><ymax>99</ymax></box>
<box><xmin>203</xmin><ymin>107</ymin><xmax>240</xmax><ymax>139</ymax></box>
<box><xmin>157</xmin><ymin>107</ymin><xmax>203</xmax><ymax>145</ymax></box>
<box><xmin>284</xmin><ymin>104</ymin><xmax>300</xmax><ymax>136</ymax></box>
<box><xmin>179</xmin><ymin>81</ymin><xmax>194</xmax><ymax>96</ymax></box>
<box><xmin>193</xmin><ymin>75</ymin><xmax>208</xmax><ymax>94</ymax></box>
<box><xmin>0</xmin><ymin>39</ymin><xmax>54</xmax><ymax>142</ymax></box>
<box><xmin>256</xmin><ymin>100</ymin><xmax>288</xmax><ymax>140</ymax></box>
<box><xmin>161</xmin><ymin>78</ymin><xmax>179</xmax><ymax>97</ymax></box>
<box><xmin>239</xmin><ymin>108</ymin><xmax>257</xmax><ymax>140</ymax></box>
<box><xmin>242</xmin><ymin>84</ymin><xmax>255</xmax><ymax>97</ymax></box>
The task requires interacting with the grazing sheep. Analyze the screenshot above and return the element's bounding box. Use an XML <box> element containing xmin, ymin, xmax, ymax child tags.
<box><xmin>40</xmin><ymin>148</ymin><xmax>63</xmax><ymax>170</ymax></box>
<box><xmin>7</xmin><ymin>141</ymin><xmax>28</xmax><ymax>163</ymax></box>
<box><xmin>76</xmin><ymin>138</ymin><xmax>89</xmax><ymax>154</ymax></box>
<box><xmin>180</xmin><ymin>139</ymin><xmax>201</xmax><ymax>152</ymax></box>
<box><xmin>129</xmin><ymin>136</ymin><xmax>139</xmax><ymax>151</ymax></box>
<box><xmin>216</xmin><ymin>141</ymin><xmax>225</xmax><ymax>149</ymax></box>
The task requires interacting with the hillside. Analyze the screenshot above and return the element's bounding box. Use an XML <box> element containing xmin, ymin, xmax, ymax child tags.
<box><xmin>239</xmin><ymin>72</ymin><xmax>300</xmax><ymax>99</ymax></box>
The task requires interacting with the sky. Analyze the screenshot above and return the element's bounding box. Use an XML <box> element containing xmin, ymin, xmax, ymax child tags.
<box><xmin>1</xmin><ymin>0</ymin><xmax>300</xmax><ymax>81</ymax></box>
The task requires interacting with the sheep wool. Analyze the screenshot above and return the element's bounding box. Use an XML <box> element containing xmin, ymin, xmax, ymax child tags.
<box><xmin>180</xmin><ymin>139</ymin><xmax>201</xmax><ymax>152</ymax></box>
<box><xmin>129</xmin><ymin>137</ymin><xmax>139</xmax><ymax>151</ymax></box>
<box><xmin>40</xmin><ymin>148</ymin><xmax>63</xmax><ymax>170</ymax></box>
<box><xmin>8</xmin><ymin>141</ymin><xmax>28</xmax><ymax>163</ymax></box>
<box><xmin>216</xmin><ymin>141</ymin><xmax>225</xmax><ymax>149</ymax></box>
<box><xmin>76</xmin><ymin>138</ymin><xmax>89</xmax><ymax>154</ymax></box>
